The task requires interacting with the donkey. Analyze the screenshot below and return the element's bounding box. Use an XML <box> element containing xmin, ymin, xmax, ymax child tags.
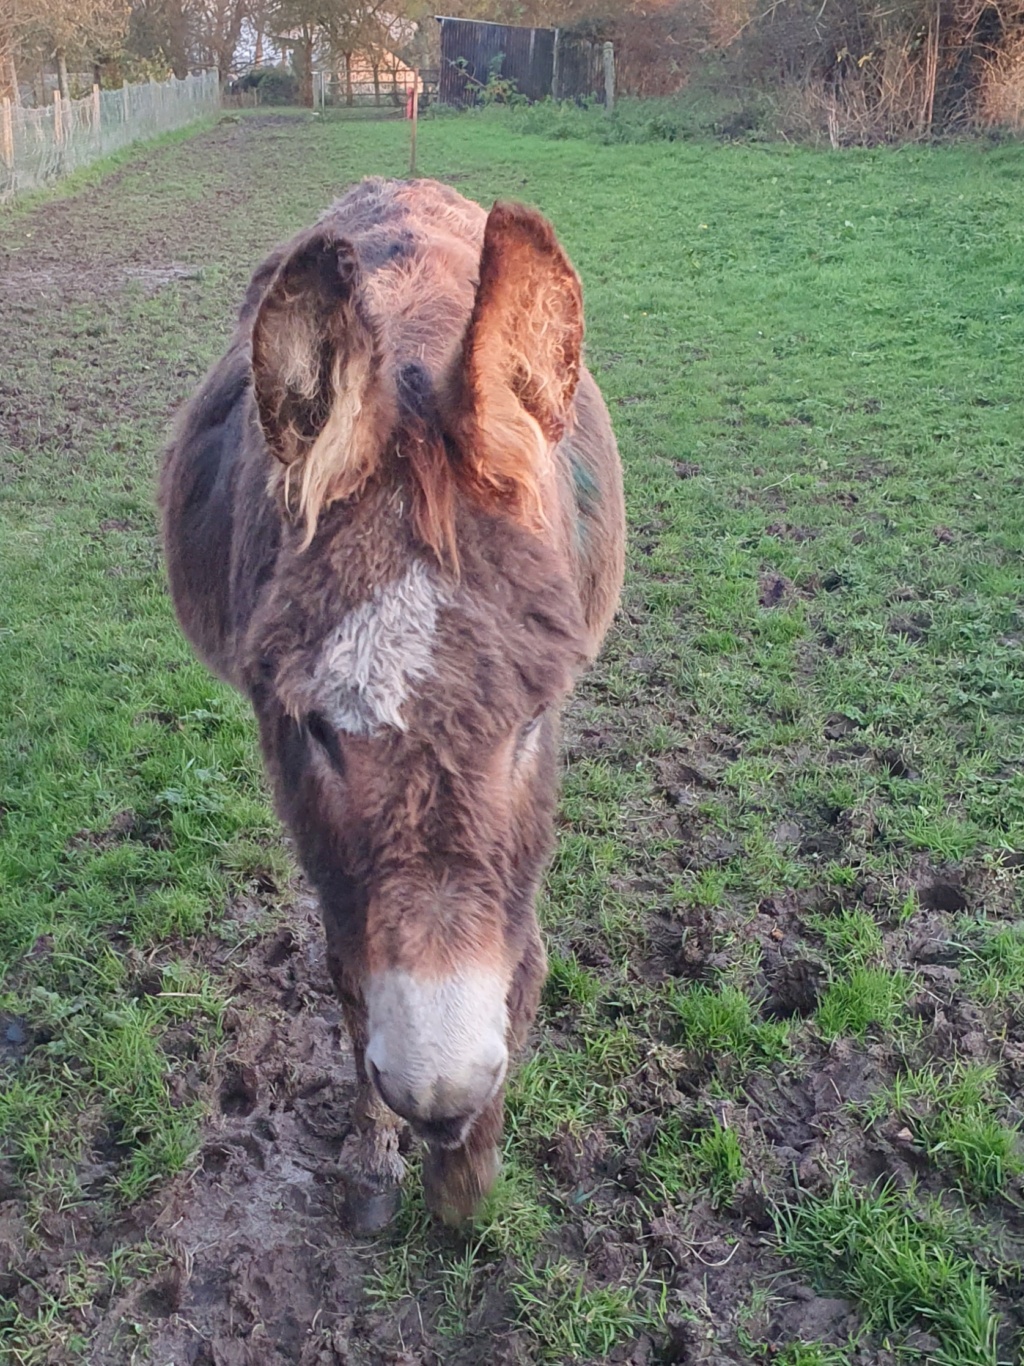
<box><xmin>160</xmin><ymin>177</ymin><xmax>625</xmax><ymax>1228</ymax></box>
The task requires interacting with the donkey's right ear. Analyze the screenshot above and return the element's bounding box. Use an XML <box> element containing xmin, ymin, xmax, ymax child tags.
<box><xmin>251</xmin><ymin>229</ymin><xmax>379</xmax><ymax>468</ymax></box>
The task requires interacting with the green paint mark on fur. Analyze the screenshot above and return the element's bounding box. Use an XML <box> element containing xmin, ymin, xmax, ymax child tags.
<box><xmin>571</xmin><ymin>456</ymin><xmax>601</xmax><ymax>545</ymax></box>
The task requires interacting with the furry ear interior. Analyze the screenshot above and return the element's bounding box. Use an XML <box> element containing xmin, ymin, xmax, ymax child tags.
<box><xmin>453</xmin><ymin>202</ymin><xmax>584</xmax><ymax>528</ymax></box>
<box><xmin>251</xmin><ymin>229</ymin><xmax>378</xmax><ymax>469</ymax></box>
<box><xmin>251</xmin><ymin>229</ymin><xmax>385</xmax><ymax>542</ymax></box>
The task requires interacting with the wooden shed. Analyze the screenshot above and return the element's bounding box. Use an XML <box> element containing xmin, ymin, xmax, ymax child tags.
<box><xmin>435</xmin><ymin>16</ymin><xmax>605</xmax><ymax>107</ymax></box>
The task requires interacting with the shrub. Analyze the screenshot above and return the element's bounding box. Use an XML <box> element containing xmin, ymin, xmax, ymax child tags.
<box><xmin>236</xmin><ymin>65</ymin><xmax>298</xmax><ymax>106</ymax></box>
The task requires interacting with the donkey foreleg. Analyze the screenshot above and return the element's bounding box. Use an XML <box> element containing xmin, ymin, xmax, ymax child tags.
<box><xmin>422</xmin><ymin>1088</ymin><xmax>503</xmax><ymax>1226</ymax></box>
<box><xmin>340</xmin><ymin>1079</ymin><xmax>408</xmax><ymax>1232</ymax></box>
<box><xmin>336</xmin><ymin>988</ymin><xmax>408</xmax><ymax>1232</ymax></box>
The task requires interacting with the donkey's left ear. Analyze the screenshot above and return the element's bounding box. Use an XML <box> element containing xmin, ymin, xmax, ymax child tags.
<box><xmin>453</xmin><ymin>203</ymin><xmax>583</xmax><ymax>522</ymax></box>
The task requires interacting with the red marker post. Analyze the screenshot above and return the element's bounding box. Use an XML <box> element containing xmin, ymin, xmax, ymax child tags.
<box><xmin>409</xmin><ymin>70</ymin><xmax>419</xmax><ymax>176</ymax></box>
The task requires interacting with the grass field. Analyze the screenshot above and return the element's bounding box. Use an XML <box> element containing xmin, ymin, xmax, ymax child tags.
<box><xmin>1</xmin><ymin>108</ymin><xmax>1023</xmax><ymax>1365</ymax></box>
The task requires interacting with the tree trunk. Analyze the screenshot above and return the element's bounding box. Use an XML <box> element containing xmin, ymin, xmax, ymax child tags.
<box><xmin>299</xmin><ymin>31</ymin><xmax>314</xmax><ymax>106</ymax></box>
<box><xmin>56</xmin><ymin>49</ymin><xmax>70</xmax><ymax>102</ymax></box>
<box><xmin>345</xmin><ymin>51</ymin><xmax>353</xmax><ymax>106</ymax></box>
<box><xmin>373</xmin><ymin>59</ymin><xmax>380</xmax><ymax>106</ymax></box>
<box><xmin>215</xmin><ymin>0</ymin><xmax>248</xmax><ymax>87</ymax></box>
<box><xmin>2</xmin><ymin>53</ymin><xmax>17</xmax><ymax>105</ymax></box>
<box><xmin>255</xmin><ymin>30</ymin><xmax>263</xmax><ymax>66</ymax></box>
<box><xmin>167</xmin><ymin>0</ymin><xmax>188</xmax><ymax>79</ymax></box>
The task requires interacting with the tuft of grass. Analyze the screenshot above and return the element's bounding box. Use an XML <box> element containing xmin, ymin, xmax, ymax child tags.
<box><xmin>669</xmin><ymin>983</ymin><xmax>790</xmax><ymax>1073</ymax></box>
<box><xmin>543</xmin><ymin>950</ymin><xmax>607</xmax><ymax>1021</ymax></box>
<box><xmin>860</xmin><ymin>1063</ymin><xmax>1023</xmax><ymax>1198</ymax></box>
<box><xmin>642</xmin><ymin>1113</ymin><xmax>747</xmax><ymax>1210</ymax></box>
<box><xmin>365</xmin><ymin>1150</ymin><xmax>555</xmax><ymax>1336</ymax></box>
<box><xmin>815</xmin><ymin>967</ymin><xmax>910</xmax><ymax>1040</ymax></box>
<box><xmin>779</xmin><ymin>1180</ymin><xmax>1001</xmax><ymax>1366</ymax></box>
<box><xmin>960</xmin><ymin>921</ymin><xmax>1024</xmax><ymax>1004</ymax></box>
<box><xmin>507</xmin><ymin>1024</ymin><xmax>640</xmax><ymax>1139</ymax></box>
<box><xmin>768</xmin><ymin>1346</ymin><xmax>852</xmax><ymax>1366</ymax></box>
<box><xmin>692</xmin><ymin>1119</ymin><xmax>747</xmax><ymax>1210</ymax></box>
<box><xmin>804</xmin><ymin>908</ymin><xmax>884</xmax><ymax>968</ymax></box>
<box><xmin>511</xmin><ymin>1257</ymin><xmax>663</xmax><ymax>1364</ymax></box>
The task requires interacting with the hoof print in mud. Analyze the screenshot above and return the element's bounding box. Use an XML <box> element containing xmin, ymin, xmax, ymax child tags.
<box><xmin>218</xmin><ymin>1063</ymin><xmax>259</xmax><ymax>1117</ymax></box>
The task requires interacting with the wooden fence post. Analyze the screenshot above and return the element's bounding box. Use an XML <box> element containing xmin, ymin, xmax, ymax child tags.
<box><xmin>92</xmin><ymin>83</ymin><xmax>101</xmax><ymax>137</ymax></box>
<box><xmin>53</xmin><ymin>89</ymin><xmax>63</xmax><ymax>143</ymax></box>
<box><xmin>122</xmin><ymin>83</ymin><xmax>129</xmax><ymax>123</ymax></box>
<box><xmin>603</xmin><ymin>42</ymin><xmax>615</xmax><ymax>115</ymax></box>
<box><xmin>1</xmin><ymin>97</ymin><xmax>12</xmax><ymax>169</ymax></box>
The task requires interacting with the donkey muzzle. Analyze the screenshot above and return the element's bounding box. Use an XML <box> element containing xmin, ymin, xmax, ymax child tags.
<box><xmin>364</xmin><ymin>968</ymin><xmax>509</xmax><ymax>1145</ymax></box>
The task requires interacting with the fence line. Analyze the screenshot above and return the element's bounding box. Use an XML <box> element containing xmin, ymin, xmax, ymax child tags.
<box><xmin>0</xmin><ymin>70</ymin><xmax>220</xmax><ymax>203</ymax></box>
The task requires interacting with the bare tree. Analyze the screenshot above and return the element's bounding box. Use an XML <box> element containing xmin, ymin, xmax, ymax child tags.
<box><xmin>248</xmin><ymin>0</ymin><xmax>275</xmax><ymax>63</ymax></box>
<box><xmin>266</xmin><ymin>0</ymin><xmax>393</xmax><ymax>106</ymax></box>
<box><xmin>267</xmin><ymin>0</ymin><xmax>324</xmax><ymax>101</ymax></box>
<box><xmin>185</xmin><ymin>0</ymin><xmax>249</xmax><ymax>81</ymax></box>
<box><xmin>18</xmin><ymin>0</ymin><xmax>129</xmax><ymax>98</ymax></box>
<box><xmin>324</xmin><ymin>0</ymin><xmax>389</xmax><ymax>106</ymax></box>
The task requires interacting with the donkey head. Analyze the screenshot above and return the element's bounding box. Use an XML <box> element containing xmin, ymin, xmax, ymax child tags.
<box><xmin>241</xmin><ymin>201</ymin><xmax>590</xmax><ymax>1149</ymax></box>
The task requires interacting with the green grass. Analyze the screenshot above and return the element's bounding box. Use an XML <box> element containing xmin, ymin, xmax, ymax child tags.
<box><xmin>815</xmin><ymin>967</ymin><xmax>912</xmax><ymax>1040</ymax></box>
<box><xmin>804</xmin><ymin>908</ymin><xmax>884</xmax><ymax>967</ymax></box>
<box><xmin>511</xmin><ymin>1258</ymin><xmax>663</xmax><ymax>1363</ymax></box>
<box><xmin>779</xmin><ymin>1180</ymin><xmax>1002</xmax><ymax>1366</ymax></box>
<box><xmin>670</xmin><ymin>982</ymin><xmax>791</xmax><ymax>1071</ymax></box>
<box><xmin>0</xmin><ymin>113</ymin><xmax>225</xmax><ymax>220</ymax></box>
<box><xmin>504</xmin><ymin>86</ymin><xmax>769</xmax><ymax>147</ymax></box>
<box><xmin>748</xmin><ymin>1344</ymin><xmax>852</xmax><ymax>1366</ymax></box>
<box><xmin>643</xmin><ymin>1114</ymin><xmax>747</xmax><ymax>1210</ymax></box>
<box><xmin>508</xmin><ymin>1024</ymin><xmax>641</xmax><ymax>1138</ymax></box>
<box><xmin>2</xmin><ymin>108</ymin><xmax>1024</xmax><ymax>1361</ymax></box>
<box><xmin>859</xmin><ymin>1063</ymin><xmax>1023</xmax><ymax>1198</ymax></box>
<box><xmin>960</xmin><ymin>920</ymin><xmax>1024</xmax><ymax>1003</ymax></box>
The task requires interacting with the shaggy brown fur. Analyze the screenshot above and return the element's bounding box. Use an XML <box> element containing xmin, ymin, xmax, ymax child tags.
<box><xmin>160</xmin><ymin>177</ymin><xmax>625</xmax><ymax>1226</ymax></box>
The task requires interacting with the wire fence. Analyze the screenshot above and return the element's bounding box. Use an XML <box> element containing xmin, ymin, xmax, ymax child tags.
<box><xmin>1</xmin><ymin>70</ymin><xmax>220</xmax><ymax>204</ymax></box>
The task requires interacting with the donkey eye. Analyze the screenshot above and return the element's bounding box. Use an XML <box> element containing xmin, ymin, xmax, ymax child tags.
<box><xmin>306</xmin><ymin>712</ymin><xmax>345</xmax><ymax>775</ymax></box>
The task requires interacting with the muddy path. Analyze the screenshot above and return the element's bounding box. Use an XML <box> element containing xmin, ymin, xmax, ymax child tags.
<box><xmin>93</xmin><ymin>895</ymin><xmax>399</xmax><ymax>1366</ymax></box>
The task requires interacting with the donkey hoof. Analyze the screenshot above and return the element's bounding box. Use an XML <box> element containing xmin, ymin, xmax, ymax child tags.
<box><xmin>341</xmin><ymin>1179</ymin><xmax>403</xmax><ymax>1235</ymax></box>
<box><xmin>422</xmin><ymin>1143</ymin><xmax>500</xmax><ymax>1227</ymax></box>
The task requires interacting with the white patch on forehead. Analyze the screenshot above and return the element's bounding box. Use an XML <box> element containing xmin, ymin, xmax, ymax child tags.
<box><xmin>314</xmin><ymin>560</ymin><xmax>446</xmax><ymax>736</ymax></box>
